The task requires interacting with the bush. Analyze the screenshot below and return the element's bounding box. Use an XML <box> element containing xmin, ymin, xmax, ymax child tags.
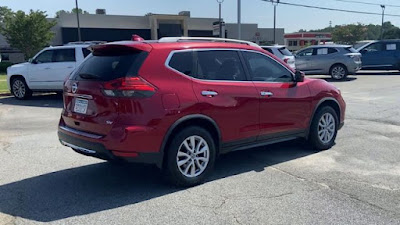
<box><xmin>0</xmin><ymin>62</ymin><xmax>13</xmax><ymax>73</ymax></box>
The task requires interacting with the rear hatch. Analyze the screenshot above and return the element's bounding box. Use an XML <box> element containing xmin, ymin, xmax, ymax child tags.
<box><xmin>344</xmin><ymin>46</ymin><xmax>362</xmax><ymax>63</ymax></box>
<box><xmin>61</xmin><ymin>44</ymin><xmax>150</xmax><ymax>136</ymax></box>
<box><xmin>278</xmin><ymin>47</ymin><xmax>296</xmax><ymax>68</ymax></box>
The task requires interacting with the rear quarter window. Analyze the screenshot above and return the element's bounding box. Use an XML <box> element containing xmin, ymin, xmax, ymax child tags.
<box><xmin>278</xmin><ymin>47</ymin><xmax>293</xmax><ymax>56</ymax></box>
<box><xmin>168</xmin><ymin>51</ymin><xmax>193</xmax><ymax>76</ymax></box>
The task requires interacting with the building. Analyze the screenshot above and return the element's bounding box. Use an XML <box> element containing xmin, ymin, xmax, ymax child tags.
<box><xmin>284</xmin><ymin>32</ymin><xmax>332</xmax><ymax>51</ymax></box>
<box><xmin>1</xmin><ymin>11</ymin><xmax>285</xmax><ymax>63</ymax></box>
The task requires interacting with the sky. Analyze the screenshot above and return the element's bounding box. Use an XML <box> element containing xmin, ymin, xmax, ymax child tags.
<box><xmin>1</xmin><ymin>0</ymin><xmax>400</xmax><ymax>33</ymax></box>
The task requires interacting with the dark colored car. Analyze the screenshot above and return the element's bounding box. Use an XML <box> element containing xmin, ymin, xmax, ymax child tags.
<box><xmin>58</xmin><ymin>37</ymin><xmax>346</xmax><ymax>186</ymax></box>
<box><xmin>356</xmin><ymin>39</ymin><xmax>400</xmax><ymax>70</ymax></box>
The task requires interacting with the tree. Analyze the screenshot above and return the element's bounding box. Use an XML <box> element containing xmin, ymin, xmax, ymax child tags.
<box><xmin>1</xmin><ymin>10</ymin><xmax>57</xmax><ymax>58</ymax></box>
<box><xmin>55</xmin><ymin>8</ymin><xmax>89</xmax><ymax>18</ymax></box>
<box><xmin>0</xmin><ymin>6</ymin><xmax>12</xmax><ymax>25</ymax></box>
<box><xmin>332</xmin><ymin>23</ymin><xmax>366</xmax><ymax>45</ymax></box>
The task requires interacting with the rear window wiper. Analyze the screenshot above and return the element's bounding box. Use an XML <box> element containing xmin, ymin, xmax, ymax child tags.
<box><xmin>79</xmin><ymin>73</ymin><xmax>101</xmax><ymax>80</ymax></box>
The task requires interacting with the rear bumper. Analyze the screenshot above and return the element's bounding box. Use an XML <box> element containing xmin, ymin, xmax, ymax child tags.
<box><xmin>58</xmin><ymin>128</ymin><xmax>163</xmax><ymax>167</ymax></box>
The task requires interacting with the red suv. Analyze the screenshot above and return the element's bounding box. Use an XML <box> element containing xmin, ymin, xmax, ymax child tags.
<box><xmin>58</xmin><ymin>37</ymin><xmax>345</xmax><ymax>186</ymax></box>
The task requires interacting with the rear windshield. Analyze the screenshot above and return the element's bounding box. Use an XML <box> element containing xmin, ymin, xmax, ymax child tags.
<box><xmin>278</xmin><ymin>47</ymin><xmax>293</xmax><ymax>56</ymax></box>
<box><xmin>72</xmin><ymin>49</ymin><xmax>148</xmax><ymax>81</ymax></box>
<box><xmin>345</xmin><ymin>47</ymin><xmax>358</xmax><ymax>53</ymax></box>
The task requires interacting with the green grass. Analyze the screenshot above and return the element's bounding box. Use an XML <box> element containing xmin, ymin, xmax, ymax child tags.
<box><xmin>0</xmin><ymin>74</ymin><xmax>9</xmax><ymax>94</ymax></box>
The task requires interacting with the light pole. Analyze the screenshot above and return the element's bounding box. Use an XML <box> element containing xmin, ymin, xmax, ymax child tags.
<box><xmin>75</xmin><ymin>0</ymin><xmax>82</xmax><ymax>42</ymax></box>
<box><xmin>238</xmin><ymin>0</ymin><xmax>241</xmax><ymax>39</ymax></box>
<box><xmin>380</xmin><ymin>5</ymin><xmax>385</xmax><ymax>40</ymax></box>
<box><xmin>272</xmin><ymin>0</ymin><xmax>279</xmax><ymax>44</ymax></box>
<box><xmin>217</xmin><ymin>0</ymin><xmax>224</xmax><ymax>38</ymax></box>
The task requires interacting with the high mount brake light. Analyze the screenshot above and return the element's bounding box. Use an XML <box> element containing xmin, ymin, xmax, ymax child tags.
<box><xmin>102</xmin><ymin>77</ymin><xmax>156</xmax><ymax>98</ymax></box>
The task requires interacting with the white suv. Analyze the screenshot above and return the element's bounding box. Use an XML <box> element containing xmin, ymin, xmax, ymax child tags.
<box><xmin>7</xmin><ymin>44</ymin><xmax>92</xmax><ymax>99</ymax></box>
<box><xmin>261</xmin><ymin>45</ymin><xmax>296</xmax><ymax>70</ymax></box>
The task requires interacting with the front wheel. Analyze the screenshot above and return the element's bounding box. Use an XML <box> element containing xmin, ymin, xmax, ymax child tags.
<box><xmin>330</xmin><ymin>64</ymin><xmax>348</xmax><ymax>80</ymax></box>
<box><xmin>164</xmin><ymin>126</ymin><xmax>216</xmax><ymax>187</ymax></box>
<box><xmin>11</xmin><ymin>77</ymin><xmax>32</xmax><ymax>100</ymax></box>
<box><xmin>309</xmin><ymin>106</ymin><xmax>338</xmax><ymax>150</ymax></box>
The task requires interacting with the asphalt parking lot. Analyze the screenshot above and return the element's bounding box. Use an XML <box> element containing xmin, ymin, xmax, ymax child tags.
<box><xmin>0</xmin><ymin>72</ymin><xmax>399</xmax><ymax>225</ymax></box>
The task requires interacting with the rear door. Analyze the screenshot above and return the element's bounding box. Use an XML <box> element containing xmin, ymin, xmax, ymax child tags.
<box><xmin>241</xmin><ymin>50</ymin><xmax>311</xmax><ymax>139</ymax></box>
<box><xmin>311</xmin><ymin>47</ymin><xmax>338</xmax><ymax>72</ymax></box>
<box><xmin>62</xmin><ymin>46</ymin><xmax>148</xmax><ymax>135</ymax></box>
<box><xmin>190</xmin><ymin>49</ymin><xmax>260</xmax><ymax>146</ymax></box>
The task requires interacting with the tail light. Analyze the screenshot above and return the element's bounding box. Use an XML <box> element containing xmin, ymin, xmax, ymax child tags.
<box><xmin>284</xmin><ymin>58</ymin><xmax>289</xmax><ymax>63</ymax></box>
<box><xmin>102</xmin><ymin>77</ymin><xmax>156</xmax><ymax>98</ymax></box>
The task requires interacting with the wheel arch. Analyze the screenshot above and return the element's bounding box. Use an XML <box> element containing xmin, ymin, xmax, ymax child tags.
<box><xmin>159</xmin><ymin>114</ymin><xmax>221</xmax><ymax>168</ymax></box>
<box><xmin>9</xmin><ymin>74</ymin><xmax>27</xmax><ymax>87</ymax></box>
<box><xmin>308</xmin><ymin>97</ymin><xmax>341</xmax><ymax>137</ymax></box>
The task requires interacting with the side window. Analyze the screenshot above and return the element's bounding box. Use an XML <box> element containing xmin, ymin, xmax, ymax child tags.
<box><xmin>243</xmin><ymin>51</ymin><xmax>293</xmax><ymax>82</ymax></box>
<box><xmin>364</xmin><ymin>43</ymin><xmax>383</xmax><ymax>52</ymax></box>
<box><xmin>296</xmin><ymin>48</ymin><xmax>313</xmax><ymax>57</ymax></box>
<box><xmin>82</xmin><ymin>48</ymin><xmax>91</xmax><ymax>58</ymax></box>
<box><xmin>168</xmin><ymin>51</ymin><xmax>193</xmax><ymax>76</ymax></box>
<box><xmin>316</xmin><ymin>48</ymin><xmax>328</xmax><ymax>55</ymax></box>
<box><xmin>263</xmin><ymin>48</ymin><xmax>273</xmax><ymax>54</ymax></box>
<box><xmin>54</xmin><ymin>49</ymin><xmax>76</xmax><ymax>62</ymax></box>
<box><xmin>328</xmin><ymin>48</ymin><xmax>338</xmax><ymax>54</ymax></box>
<box><xmin>35</xmin><ymin>50</ymin><xmax>54</xmax><ymax>63</ymax></box>
<box><xmin>385</xmin><ymin>43</ymin><xmax>397</xmax><ymax>51</ymax></box>
<box><xmin>195</xmin><ymin>50</ymin><xmax>246</xmax><ymax>81</ymax></box>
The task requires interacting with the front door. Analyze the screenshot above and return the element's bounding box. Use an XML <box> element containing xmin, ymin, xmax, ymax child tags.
<box><xmin>241</xmin><ymin>50</ymin><xmax>312</xmax><ymax>140</ymax></box>
<box><xmin>360</xmin><ymin>42</ymin><xmax>395</xmax><ymax>69</ymax></box>
<box><xmin>29</xmin><ymin>48</ymin><xmax>76</xmax><ymax>90</ymax></box>
<box><xmin>190</xmin><ymin>49</ymin><xmax>260</xmax><ymax>146</ymax></box>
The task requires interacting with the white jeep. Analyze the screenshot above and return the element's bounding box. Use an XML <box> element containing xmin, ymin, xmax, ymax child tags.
<box><xmin>7</xmin><ymin>44</ymin><xmax>92</xmax><ymax>99</ymax></box>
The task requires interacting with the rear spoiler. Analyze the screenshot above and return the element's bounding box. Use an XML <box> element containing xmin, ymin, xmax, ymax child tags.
<box><xmin>90</xmin><ymin>42</ymin><xmax>152</xmax><ymax>53</ymax></box>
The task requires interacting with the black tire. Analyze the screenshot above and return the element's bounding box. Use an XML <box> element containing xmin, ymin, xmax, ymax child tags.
<box><xmin>330</xmin><ymin>64</ymin><xmax>348</xmax><ymax>80</ymax></box>
<box><xmin>309</xmin><ymin>106</ymin><xmax>338</xmax><ymax>150</ymax></box>
<box><xmin>164</xmin><ymin>126</ymin><xmax>216</xmax><ymax>187</ymax></box>
<box><xmin>11</xmin><ymin>77</ymin><xmax>32</xmax><ymax>100</ymax></box>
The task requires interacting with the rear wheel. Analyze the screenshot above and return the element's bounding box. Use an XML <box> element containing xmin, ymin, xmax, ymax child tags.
<box><xmin>164</xmin><ymin>126</ymin><xmax>216</xmax><ymax>187</ymax></box>
<box><xmin>330</xmin><ymin>64</ymin><xmax>348</xmax><ymax>80</ymax></box>
<box><xmin>309</xmin><ymin>106</ymin><xmax>338</xmax><ymax>150</ymax></box>
<box><xmin>11</xmin><ymin>77</ymin><xmax>32</xmax><ymax>100</ymax></box>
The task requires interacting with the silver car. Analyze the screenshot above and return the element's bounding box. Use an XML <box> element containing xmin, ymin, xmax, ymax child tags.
<box><xmin>261</xmin><ymin>45</ymin><xmax>296</xmax><ymax>69</ymax></box>
<box><xmin>295</xmin><ymin>45</ymin><xmax>362</xmax><ymax>80</ymax></box>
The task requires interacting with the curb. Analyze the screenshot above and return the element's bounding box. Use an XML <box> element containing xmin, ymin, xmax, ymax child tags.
<box><xmin>0</xmin><ymin>93</ymin><xmax>11</xmax><ymax>97</ymax></box>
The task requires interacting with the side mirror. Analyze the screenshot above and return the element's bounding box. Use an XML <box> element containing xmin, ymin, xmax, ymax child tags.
<box><xmin>29</xmin><ymin>58</ymin><xmax>37</xmax><ymax>64</ymax></box>
<box><xmin>294</xmin><ymin>70</ymin><xmax>305</xmax><ymax>82</ymax></box>
<box><xmin>360</xmin><ymin>49</ymin><xmax>367</xmax><ymax>54</ymax></box>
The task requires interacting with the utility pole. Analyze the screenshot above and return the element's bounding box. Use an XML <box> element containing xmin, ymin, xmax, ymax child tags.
<box><xmin>380</xmin><ymin>5</ymin><xmax>385</xmax><ymax>40</ymax></box>
<box><xmin>272</xmin><ymin>0</ymin><xmax>279</xmax><ymax>44</ymax></box>
<box><xmin>75</xmin><ymin>0</ymin><xmax>82</xmax><ymax>41</ymax></box>
<box><xmin>217</xmin><ymin>0</ymin><xmax>224</xmax><ymax>38</ymax></box>
<box><xmin>238</xmin><ymin>0</ymin><xmax>241</xmax><ymax>39</ymax></box>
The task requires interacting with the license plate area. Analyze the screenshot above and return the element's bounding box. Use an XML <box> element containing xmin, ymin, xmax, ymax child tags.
<box><xmin>74</xmin><ymin>98</ymin><xmax>88</xmax><ymax>114</ymax></box>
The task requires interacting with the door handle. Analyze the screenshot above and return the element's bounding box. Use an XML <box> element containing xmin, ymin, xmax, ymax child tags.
<box><xmin>260</xmin><ymin>91</ymin><xmax>273</xmax><ymax>97</ymax></box>
<box><xmin>67</xmin><ymin>66</ymin><xmax>74</xmax><ymax>69</ymax></box>
<box><xmin>44</xmin><ymin>67</ymin><xmax>51</xmax><ymax>70</ymax></box>
<box><xmin>201</xmin><ymin>91</ymin><xmax>218</xmax><ymax>97</ymax></box>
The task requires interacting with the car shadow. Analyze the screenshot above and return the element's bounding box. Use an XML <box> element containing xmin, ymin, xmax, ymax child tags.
<box><xmin>0</xmin><ymin>141</ymin><xmax>318</xmax><ymax>222</ymax></box>
<box><xmin>356</xmin><ymin>70</ymin><xmax>400</xmax><ymax>76</ymax></box>
<box><xmin>322</xmin><ymin>77</ymin><xmax>357</xmax><ymax>83</ymax></box>
<box><xmin>0</xmin><ymin>93</ymin><xmax>63</xmax><ymax>108</ymax></box>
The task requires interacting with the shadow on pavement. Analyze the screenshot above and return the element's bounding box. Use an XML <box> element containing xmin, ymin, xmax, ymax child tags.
<box><xmin>0</xmin><ymin>140</ymin><xmax>317</xmax><ymax>222</ymax></box>
<box><xmin>356</xmin><ymin>70</ymin><xmax>400</xmax><ymax>76</ymax></box>
<box><xmin>322</xmin><ymin>77</ymin><xmax>357</xmax><ymax>83</ymax></box>
<box><xmin>0</xmin><ymin>93</ymin><xmax>63</xmax><ymax>108</ymax></box>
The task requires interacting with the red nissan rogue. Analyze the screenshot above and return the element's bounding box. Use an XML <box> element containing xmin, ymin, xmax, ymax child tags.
<box><xmin>58</xmin><ymin>37</ymin><xmax>345</xmax><ymax>186</ymax></box>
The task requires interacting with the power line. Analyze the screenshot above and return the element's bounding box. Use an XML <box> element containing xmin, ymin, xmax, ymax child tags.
<box><xmin>262</xmin><ymin>0</ymin><xmax>400</xmax><ymax>17</ymax></box>
<box><xmin>332</xmin><ymin>0</ymin><xmax>400</xmax><ymax>8</ymax></box>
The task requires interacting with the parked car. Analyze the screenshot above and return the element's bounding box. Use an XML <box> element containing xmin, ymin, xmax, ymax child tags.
<box><xmin>261</xmin><ymin>45</ymin><xmax>296</xmax><ymax>69</ymax></box>
<box><xmin>58</xmin><ymin>37</ymin><xmax>346</xmax><ymax>187</ymax></box>
<box><xmin>6</xmin><ymin>44</ymin><xmax>92</xmax><ymax>99</ymax></box>
<box><xmin>295</xmin><ymin>45</ymin><xmax>362</xmax><ymax>80</ymax></box>
<box><xmin>356</xmin><ymin>40</ymin><xmax>400</xmax><ymax>70</ymax></box>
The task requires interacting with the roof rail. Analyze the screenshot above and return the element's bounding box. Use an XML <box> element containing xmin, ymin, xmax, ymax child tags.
<box><xmin>158</xmin><ymin>37</ymin><xmax>261</xmax><ymax>48</ymax></box>
<box><xmin>65</xmin><ymin>41</ymin><xmax>106</xmax><ymax>46</ymax></box>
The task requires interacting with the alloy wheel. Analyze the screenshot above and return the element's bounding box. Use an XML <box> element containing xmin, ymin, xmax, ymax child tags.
<box><xmin>318</xmin><ymin>113</ymin><xmax>336</xmax><ymax>144</ymax></box>
<box><xmin>176</xmin><ymin>135</ymin><xmax>210</xmax><ymax>178</ymax></box>
<box><xmin>332</xmin><ymin>66</ymin><xmax>346</xmax><ymax>79</ymax></box>
<box><xmin>12</xmin><ymin>80</ymin><xmax>26</xmax><ymax>98</ymax></box>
